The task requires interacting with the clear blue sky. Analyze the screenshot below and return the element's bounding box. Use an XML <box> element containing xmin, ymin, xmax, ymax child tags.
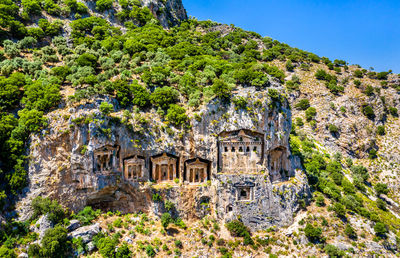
<box><xmin>182</xmin><ymin>0</ymin><xmax>400</xmax><ymax>73</ymax></box>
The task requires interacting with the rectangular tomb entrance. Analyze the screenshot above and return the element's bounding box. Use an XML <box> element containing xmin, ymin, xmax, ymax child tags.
<box><xmin>151</xmin><ymin>153</ymin><xmax>178</xmax><ymax>182</ymax></box>
<box><xmin>234</xmin><ymin>182</ymin><xmax>255</xmax><ymax>201</ymax></box>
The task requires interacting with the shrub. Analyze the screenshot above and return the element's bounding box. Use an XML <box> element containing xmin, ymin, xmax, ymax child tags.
<box><xmin>364</xmin><ymin>85</ymin><xmax>374</xmax><ymax>96</ymax></box>
<box><xmin>389</xmin><ymin>106</ymin><xmax>398</xmax><ymax>116</ymax></box>
<box><xmin>150</xmin><ymin>86</ymin><xmax>179</xmax><ymax>110</ymax></box>
<box><xmin>174</xmin><ymin>240</ymin><xmax>183</xmax><ymax>248</ymax></box>
<box><xmin>131</xmin><ymin>83</ymin><xmax>150</xmax><ymax>108</ymax></box>
<box><xmin>164</xmin><ymin>200</ymin><xmax>175</xmax><ymax>212</ymax></box>
<box><xmin>332</xmin><ymin>202</ymin><xmax>346</xmax><ymax>217</ymax></box>
<box><xmin>145</xmin><ymin>245</ymin><xmax>156</xmax><ymax>257</ymax></box>
<box><xmin>374</xmin><ymin>222</ymin><xmax>387</xmax><ymax>237</ymax></box>
<box><xmin>225</xmin><ymin>220</ymin><xmax>253</xmax><ymax>245</ymax></box>
<box><xmin>324</xmin><ymin>244</ymin><xmax>344</xmax><ymax>257</ymax></box>
<box><xmin>316</xmin><ymin>195</ymin><xmax>325</xmax><ymax>207</ymax></box>
<box><xmin>304</xmin><ymin>223</ymin><xmax>322</xmax><ymax>243</ymax></box>
<box><xmin>286</xmin><ymin>60</ymin><xmax>294</xmax><ymax>71</ymax></box>
<box><xmin>165</xmin><ymin>104</ymin><xmax>188</xmax><ymax>126</ymax></box>
<box><xmin>232</xmin><ymin>96</ymin><xmax>247</xmax><ymax>110</ymax></box>
<box><xmin>212</xmin><ymin>79</ymin><xmax>231</xmax><ymax>100</ymax></box>
<box><xmin>362</xmin><ymin>105</ymin><xmax>375</xmax><ymax>119</ymax></box>
<box><xmin>28</xmin><ymin>226</ymin><xmax>71</xmax><ymax>257</ymax></box>
<box><xmin>376</xmin><ymin>198</ymin><xmax>387</xmax><ymax>211</ymax></box>
<box><xmin>31</xmin><ymin>197</ymin><xmax>66</xmax><ymax>225</ymax></box>
<box><xmin>295</xmin><ymin>99</ymin><xmax>310</xmax><ymax>110</ymax></box>
<box><xmin>96</xmin><ymin>0</ymin><xmax>113</xmax><ymax>12</ymax></box>
<box><xmin>296</xmin><ymin>117</ymin><xmax>304</xmax><ymax>127</ymax></box>
<box><xmin>76</xmin><ymin>53</ymin><xmax>98</xmax><ymax>68</ymax></box>
<box><xmin>152</xmin><ymin>193</ymin><xmax>162</xmax><ymax>202</ymax></box>
<box><xmin>328</xmin><ymin>124</ymin><xmax>339</xmax><ymax>134</ymax></box>
<box><xmin>97</xmin><ymin>236</ymin><xmax>117</xmax><ymax>257</ymax></box>
<box><xmin>350</xmin><ymin>165</ymin><xmax>369</xmax><ymax>181</ymax></box>
<box><xmin>23</xmin><ymin>81</ymin><xmax>61</xmax><ymax>111</ymax></box>
<box><xmin>344</xmin><ymin>224</ymin><xmax>357</xmax><ymax>239</ymax></box>
<box><xmin>369</xmin><ymin>148</ymin><xmax>377</xmax><ymax>159</ymax></box>
<box><xmin>354</xmin><ymin>79</ymin><xmax>361</xmax><ymax>87</ymax></box>
<box><xmin>376</xmin><ymin>71</ymin><xmax>389</xmax><ymax>80</ymax></box>
<box><xmin>0</xmin><ymin>246</ymin><xmax>16</xmax><ymax>258</ymax></box>
<box><xmin>116</xmin><ymin>243</ymin><xmax>132</xmax><ymax>258</ymax></box>
<box><xmin>305</xmin><ymin>107</ymin><xmax>317</xmax><ymax>121</ymax></box>
<box><xmin>161</xmin><ymin>213</ymin><xmax>172</xmax><ymax>229</ymax></box>
<box><xmin>377</xmin><ymin>125</ymin><xmax>385</xmax><ymax>135</ymax></box>
<box><xmin>375</xmin><ymin>183</ymin><xmax>389</xmax><ymax>195</ymax></box>
<box><xmin>99</xmin><ymin>102</ymin><xmax>114</xmax><ymax>116</ymax></box>
<box><xmin>354</xmin><ymin>69</ymin><xmax>363</xmax><ymax>78</ymax></box>
<box><xmin>74</xmin><ymin>206</ymin><xmax>101</xmax><ymax>225</ymax></box>
<box><xmin>315</xmin><ymin>69</ymin><xmax>328</xmax><ymax>80</ymax></box>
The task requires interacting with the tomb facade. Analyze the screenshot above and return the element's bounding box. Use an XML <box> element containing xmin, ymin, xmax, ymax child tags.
<box><xmin>218</xmin><ymin>130</ymin><xmax>264</xmax><ymax>174</ymax></box>
<box><xmin>151</xmin><ymin>153</ymin><xmax>178</xmax><ymax>182</ymax></box>
<box><xmin>234</xmin><ymin>182</ymin><xmax>255</xmax><ymax>201</ymax></box>
<box><xmin>93</xmin><ymin>145</ymin><xmax>120</xmax><ymax>173</ymax></box>
<box><xmin>184</xmin><ymin>158</ymin><xmax>210</xmax><ymax>183</ymax></box>
<box><xmin>123</xmin><ymin>155</ymin><xmax>147</xmax><ymax>182</ymax></box>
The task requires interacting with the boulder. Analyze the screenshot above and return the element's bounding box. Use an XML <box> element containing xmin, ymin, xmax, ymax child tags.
<box><xmin>68</xmin><ymin>223</ymin><xmax>101</xmax><ymax>244</ymax></box>
<box><xmin>67</xmin><ymin>219</ymin><xmax>81</xmax><ymax>232</ymax></box>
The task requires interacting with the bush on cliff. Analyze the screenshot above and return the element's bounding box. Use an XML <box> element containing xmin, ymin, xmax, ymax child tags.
<box><xmin>28</xmin><ymin>226</ymin><xmax>71</xmax><ymax>258</ymax></box>
<box><xmin>31</xmin><ymin>196</ymin><xmax>67</xmax><ymax>225</ymax></box>
<box><xmin>225</xmin><ymin>220</ymin><xmax>254</xmax><ymax>245</ymax></box>
<box><xmin>304</xmin><ymin>223</ymin><xmax>323</xmax><ymax>243</ymax></box>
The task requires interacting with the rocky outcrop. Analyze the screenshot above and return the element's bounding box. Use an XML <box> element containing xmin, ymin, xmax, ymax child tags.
<box><xmin>141</xmin><ymin>0</ymin><xmax>187</xmax><ymax>28</ymax></box>
<box><xmin>17</xmin><ymin>85</ymin><xmax>310</xmax><ymax>230</ymax></box>
<box><xmin>29</xmin><ymin>214</ymin><xmax>53</xmax><ymax>242</ymax></box>
<box><xmin>68</xmin><ymin>223</ymin><xmax>101</xmax><ymax>244</ymax></box>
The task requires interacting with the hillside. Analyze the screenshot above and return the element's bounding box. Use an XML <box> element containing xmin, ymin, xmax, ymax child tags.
<box><xmin>0</xmin><ymin>0</ymin><xmax>399</xmax><ymax>257</ymax></box>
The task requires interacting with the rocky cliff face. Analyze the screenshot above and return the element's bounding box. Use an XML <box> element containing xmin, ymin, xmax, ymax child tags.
<box><xmin>141</xmin><ymin>0</ymin><xmax>187</xmax><ymax>27</ymax></box>
<box><xmin>17</xmin><ymin>86</ymin><xmax>310</xmax><ymax>230</ymax></box>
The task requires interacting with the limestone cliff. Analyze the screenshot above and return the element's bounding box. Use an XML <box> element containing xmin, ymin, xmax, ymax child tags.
<box><xmin>17</xmin><ymin>86</ymin><xmax>310</xmax><ymax>230</ymax></box>
<box><xmin>141</xmin><ymin>0</ymin><xmax>187</xmax><ymax>27</ymax></box>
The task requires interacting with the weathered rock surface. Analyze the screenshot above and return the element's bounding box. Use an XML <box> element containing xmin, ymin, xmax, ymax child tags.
<box><xmin>141</xmin><ymin>0</ymin><xmax>187</xmax><ymax>28</ymax></box>
<box><xmin>29</xmin><ymin>214</ymin><xmax>53</xmax><ymax>241</ymax></box>
<box><xmin>68</xmin><ymin>223</ymin><xmax>101</xmax><ymax>244</ymax></box>
<box><xmin>17</xmin><ymin>86</ymin><xmax>310</xmax><ymax>230</ymax></box>
<box><xmin>67</xmin><ymin>219</ymin><xmax>81</xmax><ymax>232</ymax></box>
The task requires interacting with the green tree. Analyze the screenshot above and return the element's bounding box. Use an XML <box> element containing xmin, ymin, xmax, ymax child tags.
<box><xmin>373</xmin><ymin>222</ymin><xmax>387</xmax><ymax>237</ymax></box>
<box><xmin>96</xmin><ymin>0</ymin><xmax>113</xmax><ymax>12</ymax></box>
<box><xmin>212</xmin><ymin>79</ymin><xmax>231</xmax><ymax>100</ymax></box>
<box><xmin>377</xmin><ymin>125</ymin><xmax>385</xmax><ymax>136</ymax></box>
<box><xmin>304</xmin><ymin>223</ymin><xmax>323</xmax><ymax>243</ymax></box>
<box><xmin>305</xmin><ymin>107</ymin><xmax>317</xmax><ymax>121</ymax></box>
<box><xmin>23</xmin><ymin>81</ymin><xmax>61</xmax><ymax>111</ymax></box>
<box><xmin>29</xmin><ymin>226</ymin><xmax>71</xmax><ymax>257</ymax></box>
<box><xmin>166</xmin><ymin>104</ymin><xmax>188</xmax><ymax>126</ymax></box>
<box><xmin>31</xmin><ymin>196</ymin><xmax>67</xmax><ymax>224</ymax></box>
<box><xmin>161</xmin><ymin>212</ymin><xmax>172</xmax><ymax>229</ymax></box>
<box><xmin>375</xmin><ymin>183</ymin><xmax>389</xmax><ymax>195</ymax></box>
<box><xmin>362</xmin><ymin>105</ymin><xmax>375</xmax><ymax>119</ymax></box>
<box><xmin>99</xmin><ymin>102</ymin><xmax>114</xmax><ymax>116</ymax></box>
<box><xmin>76</xmin><ymin>53</ymin><xmax>98</xmax><ymax>68</ymax></box>
<box><xmin>295</xmin><ymin>99</ymin><xmax>310</xmax><ymax>110</ymax></box>
<box><xmin>150</xmin><ymin>86</ymin><xmax>179</xmax><ymax>109</ymax></box>
<box><xmin>344</xmin><ymin>224</ymin><xmax>357</xmax><ymax>239</ymax></box>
